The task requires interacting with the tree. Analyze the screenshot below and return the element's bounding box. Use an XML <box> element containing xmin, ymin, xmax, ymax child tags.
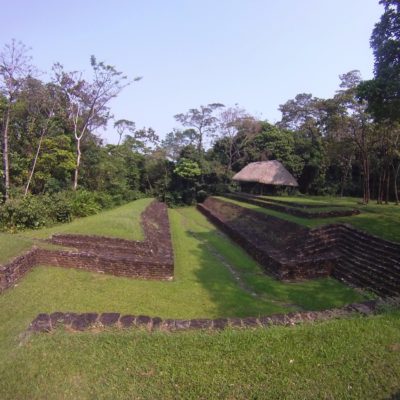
<box><xmin>174</xmin><ymin>103</ymin><xmax>224</xmax><ymax>155</ymax></box>
<box><xmin>332</xmin><ymin>71</ymin><xmax>374</xmax><ymax>203</ymax></box>
<box><xmin>21</xmin><ymin>79</ymin><xmax>62</xmax><ymax>195</ymax></box>
<box><xmin>173</xmin><ymin>158</ymin><xmax>201</xmax><ymax>180</ymax></box>
<box><xmin>0</xmin><ymin>39</ymin><xmax>34</xmax><ymax>200</ymax></box>
<box><xmin>53</xmin><ymin>56</ymin><xmax>138</xmax><ymax>190</ymax></box>
<box><xmin>114</xmin><ymin>119</ymin><xmax>135</xmax><ymax>145</ymax></box>
<box><xmin>216</xmin><ymin>106</ymin><xmax>252</xmax><ymax>171</ymax></box>
<box><xmin>254</xmin><ymin>122</ymin><xmax>304</xmax><ymax>178</ymax></box>
<box><xmin>278</xmin><ymin>93</ymin><xmax>327</xmax><ymax>193</ymax></box>
<box><xmin>358</xmin><ymin>0</ymin><xmax>400</xmax><ymax>122</ymax></box>
<box><xmin>161</xmin><ymin>128</ymin><xmax>197</xmax><ymax>162</ymax></box>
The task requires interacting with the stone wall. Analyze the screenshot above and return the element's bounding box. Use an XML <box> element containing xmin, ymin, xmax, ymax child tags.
<box><xmin>28</xmin><ymin>299</ymin><xmax>378</xmax><ymax>333</ymax></box>
<box><xmin>224</xmin><ymin>193</ymin><xmax>360</xmax><ymax>218</ymax></box>
<box><xmin>198</xmin><ymin>197</ymin><xmax>338</xmax><ymax>281</ymax></box>
<box><xmin>199</xmin><ymin>196</ymin><xmax>400</xmax><ymax>297</ymax></box>
<box><xmin>0</xmin><ymin>200</ymin><xmax>174</xmax><ymax>294</ymax></box>
<box><xmin>308</xmin><ymin>224</ymin><xmax>400</xmax><ymax>297</ymax></box>
<box><xmin>0</xmin><ymin>248</ymin><xmax>38</xmax><ymax>293</ymax></box>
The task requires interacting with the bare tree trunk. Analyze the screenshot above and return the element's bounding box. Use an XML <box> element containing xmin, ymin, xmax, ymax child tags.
<box><xmin>24</xmin><ymin>129</ymin><xmax>45</xmax><ymax>196</ymax></box>
<box><xmin>380</xmin><ymin>168</ymin><xmax>387</xmax><ymax>204</ymax></box>
<box><xmin>365</xmin><ymin>158</ymin><xmax>370</xmax><ymax>203</ymax></box>
<box><xmin>385</xmin><ymin>167</ymin><xmax>390</xmax><ymax>204</ymax></box>
<box><xmin>362</xmin><ymin>155</ymin><xmax>370</xmax><ymax>204</ymax></box>
<box><xmin>2</xmin><ymin>107</ymin><xmax>11</xmax><ymax>201</ymax></box>
<box><xmin>393</xmin><ymin>163</ymin><xmax>400</xmax><ymax>205</ymax></box>
<box><xmin>73</xmin><ymin>137</ymin><xmax>82</xmax><ymax>191</ymax></box>
<box><xmin>340</xmin><ymin>160</ymin><xmax>351</xmax><ymax>197</ymax></box>
<box><xmin>377</xmin><ymin>170</ymin><xmax>383</xmax><ymax>204</ymax></box>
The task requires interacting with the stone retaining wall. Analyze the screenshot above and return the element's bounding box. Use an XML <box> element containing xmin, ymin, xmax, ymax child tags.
<box><xmin>0</xmin><ymin>200</ymin><xmax>174</xmax><ymax>293</ymax></box>
<box><xmin>199</xmin><ymin>196</ymin><xmax>400</xmax><ymax>297</ymax></box>
<box><xmin>28</xmin><ymin>299</ymin><xmax>378</xmax><ymax>333</ymax></box>
<box><xmin>198</xmin><ymin>198</ymin><xmax>338</xmax><ymax>280</ymax></box>
<box><xmin>0</xmin><ymin>248</ymin><xmax>38</xmax><ymax>292</ymax></box>
<box><xmin>224</xmin><ymin>193</ymin><xmax>360</xmax><ymax>218</ymax></box>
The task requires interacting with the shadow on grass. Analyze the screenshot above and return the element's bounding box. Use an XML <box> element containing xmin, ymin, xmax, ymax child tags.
<box><xmin>175</xmin><ymin>208</ymin><xmax>365</xmax><ymax>318</ymax></box>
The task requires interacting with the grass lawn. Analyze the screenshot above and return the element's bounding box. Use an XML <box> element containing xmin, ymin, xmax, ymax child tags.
<box><xmin>0</xmin><ymin>311</ymin><xmax>399</xmax><ymax>400</ymax></box>
<box><xmin>0</xmin><ymin>199</ymin><xmax>399</xmax><ymax>398</ymax></box>
<box><xmin>0</xmin><ymin>232</ymin><xmax>33</xmax><ymax>263</ymax></box>
<box><xmin>22</xmin><ymin>197</ymin><xmax>152</xmax><ymax>240</ymax></box>
<box><xmin>219</xmin><ymin>195</ymin><xmax>400</xmax><ymax>242</ymax></box>
<box><xmin>0</xmin><ymin>198</ymin><xmax>153</xmax><ymax>264</ymax></box>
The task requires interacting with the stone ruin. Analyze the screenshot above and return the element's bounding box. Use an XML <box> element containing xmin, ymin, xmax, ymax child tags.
<box><xmin>198</xmin><ymin>197</ymin><xmax>400</xmax><ymax>297</ymax></box>
<box><xmin>0</xmin><ymin>200</ymin><xmax>174</xmax><ymax>293</ymax></box>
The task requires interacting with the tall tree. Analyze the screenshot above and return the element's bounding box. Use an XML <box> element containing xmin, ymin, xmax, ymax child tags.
<box><xmin>0</xmin><ymin>40</ymin><xmax>34</xmax><ymax>200</ymax></box>
<box><xmin>358</xmin><ymin>0</ymin><xmax>400</xmax><ymax>122</ymax></box>
<box><xmin>333</xmin><ymin>71</ymin><xmax>374</xmax><ymax>203</ymax></box>
<box><xmin>174</xmin><ymin>103</ymin><xmax>224</xmax><ymax>155</ymax></box>
<box><xmin>21</xmin><ymin>79</ymin><xmax>62</xmax><ymax>195</ymax></box>
<box><xmin>278</xmin><ymin>93</ymin><xmax>327</xmax><ymax>193</ymax></box>
<box><xmin>114</xmin><ymin>119</ymin><xmax>135</xmax><ymax>145</ymax></box>
<box><xmin>216</xmin><ymin>106</ymin><xmax>252</xmax><ymax>171</ymax></box>
<box><xmin>161</xmin><ymin>128</ymin><xmax>197</xmax><ymax>162</ymax></box>
<box><xmin>53</xmin><ymin>56</ymin><xmax>138</xmax><ymax>190</ymax></box>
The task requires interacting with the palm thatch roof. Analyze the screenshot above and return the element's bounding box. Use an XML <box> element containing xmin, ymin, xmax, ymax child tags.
<box><xmin>233</xmin><ymin>161</ymin><xmax>298</xmax><ymax>187</ymax></box>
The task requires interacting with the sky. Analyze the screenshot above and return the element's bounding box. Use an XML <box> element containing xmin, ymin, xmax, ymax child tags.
<box><xmin>1</xmin><ymin>0</ymin><xmax>382</xmax><ymax>144</ymax></box>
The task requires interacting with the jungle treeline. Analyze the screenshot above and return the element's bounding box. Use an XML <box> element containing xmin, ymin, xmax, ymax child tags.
<box><xmin>0</xmin><ymin>0</ymin><xmax>399</xmax><ymax>230</ymax></box>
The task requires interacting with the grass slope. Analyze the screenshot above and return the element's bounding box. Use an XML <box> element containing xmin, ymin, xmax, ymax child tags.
<box><xmin>0</xmin><ymin>233</ymin><xmax>33</xmax><ymax>263</ymax></box>
<box><xmin>219</xmin><ymin>195</ymin><xmax>400</xmax><ymax>242</ymax></box>
<box><xmin>0</xmin><ymin>198</ymin><xmax>153</xmax><ymax>264</ymax></box>
<box><xmin>22</xmin><ymin>198</ymin><xmax>153</xmax><ymax>240</ymax></box>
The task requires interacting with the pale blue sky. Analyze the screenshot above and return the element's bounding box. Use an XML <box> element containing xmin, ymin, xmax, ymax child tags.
<box><xmin>2</xmin><ymin>0</ymin><xmax>382</xmax><ymax>143</ymax></box>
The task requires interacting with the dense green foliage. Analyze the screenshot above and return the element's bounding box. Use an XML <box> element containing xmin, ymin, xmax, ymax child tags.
<box><xmin>1</xmin><ymin>2</ymin><xmax>400</xmax><ymax>214</ymax></box>
<box><xmin>0</xmin><ymin>189</ymin><xmax>144</xmax><ymax>231</ymax></box>
<box><xmin>359</xmin><ymin>0</ymin><xmax>400</xmax><ymax>122</ymax></box>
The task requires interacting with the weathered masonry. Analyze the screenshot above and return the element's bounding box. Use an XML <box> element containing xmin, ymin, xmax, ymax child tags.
<box><xmin>198</xmin><ymin>197</ymin><xmax>400</xmax><ymax>297</ymax></box>
<box><xmin>0</xmin><ymin>200</ymin><xmax>174</xmax><ymax>293</ymax></box>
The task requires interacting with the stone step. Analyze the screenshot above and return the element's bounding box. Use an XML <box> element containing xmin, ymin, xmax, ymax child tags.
<box><xmin>338</xmin><ymin>247</ymin><xmax>400</xmax><ymax>282</ymax></box>
<box><xmin>334</xmin><ymin>265</ymin><xmax>399</xmax><ymax>297</ymax></box>
<box><xmin>339</xmin><ymin>243</ymin><xmax>400</xmax><ymax>274</ymax></box>
<box><xmin>339</xmin><ymin>234</ymin><xmax>400</xmax><ymax>261</ymax></box>
<box><xmin>340</xmin><ymin>241</ymin><xmax>400</xmax><ymax>271</ymax></box>
<box><xmin>339</xmin><ymin>226</ymin><xmax>400</xmax><ymax>253</ymax></box>
<box><xmin>334</xmin><ymin>261</ymin><xmax>400</xmax><ymax>296</ymax></box>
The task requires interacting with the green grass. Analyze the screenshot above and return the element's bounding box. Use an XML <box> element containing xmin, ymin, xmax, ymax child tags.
<box><xmin>0</xmin><ymin>312</ymin><xmax>399</xmax><ymax>399</ymax></box>
<box><xmin>219</xmin><ymin>195</ymin><xmax>400</xmax><ymax>242</ymax></box>
<box><xmin>0</xmin><ymin>233</ymin><xmax>33</xmax><ymax>263</ymax></box>
<box><xmin>22</xmin><ymin>198</ymin><xmax>152</xmax><ymax>240</ymax></box>
<box><xmin>0</xmin><ymin>198</ymin><xmax>153</xmax><ymax>264</ymax></box>
<box><xmin>252</xmin><ymin>195</ymin><xmax>355</xmax><ymax>213</ymax></box>
<box><xmin>0</xmin><ymin>198</ymin><xmax>398</xmax><ymax>398</ymax></box>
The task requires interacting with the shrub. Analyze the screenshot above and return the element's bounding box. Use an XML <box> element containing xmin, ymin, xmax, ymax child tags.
<box><xmin>0</xmin><ymin>188</ymin><xmax>146</xmax><ymax>231</ymax></box>
<box><xmin>70</xmin><ymin>190</ymin><xmax>102</xmax><ymax>217</ymax></box>
<box><xmin>47</xmin><ymin>192</ymin><xmax>73</xmax><ymax>223</ymax></box>
<box><xmin>0</xmin><ymin>196</ymin><xmax>49</xmax><ymax>231</ymax></box>
<box><xmin>196</xmin><ymin>190</ymin><xmax>208</xmax><ymax>203</ymax></box>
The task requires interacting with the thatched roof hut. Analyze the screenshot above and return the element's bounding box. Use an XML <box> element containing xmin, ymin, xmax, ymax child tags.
<box><xmin>233</xmin><ymin>161</ymin><xmax>298</xmax><ymax>187</ymax></box>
